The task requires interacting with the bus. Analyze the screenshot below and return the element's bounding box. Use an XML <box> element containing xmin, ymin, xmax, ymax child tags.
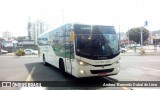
<box><xmin>38</xmin><ymin>23</ymin><xmax>120</xmax><ymax>78</ymax></box>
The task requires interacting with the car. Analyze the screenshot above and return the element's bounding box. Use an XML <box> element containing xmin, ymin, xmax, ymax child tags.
<box><xmin>120</xmin><ymin>47</ymin><xmax>127</xmax><ymax>53</ymax></box>
<box><xmin>1</xmin><ymin>49</ymin><xmax>8</xmax><ymax>54</ymax></box>
<box><xmin>24</xmin><ymin>49</ymin><xmax>38</xmax><ymax>55</ymax></box>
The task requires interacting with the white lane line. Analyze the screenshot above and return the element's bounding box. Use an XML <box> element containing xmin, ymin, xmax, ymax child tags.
<box><xmin>20</xmin><ymin>67</ymin><xmax>47</xmax><ymax>90</ymax></box>
<box><xmin>134</xmin><ymin>66</ymin><xmax>160</xmax><ymax>72</ymax></box>
<box><xmin>26</xmin><ymin>66</ymin><xmax>35</xmax><ymax>81</ymax></box>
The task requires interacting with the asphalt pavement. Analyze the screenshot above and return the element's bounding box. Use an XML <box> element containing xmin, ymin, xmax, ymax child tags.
<box><xmin>0</xmin><ymin>54</ymin><xmax>160</xmax><ymax>90</ymax></box>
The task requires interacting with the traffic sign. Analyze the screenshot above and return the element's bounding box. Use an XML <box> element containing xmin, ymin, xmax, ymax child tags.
<box><xmin>144</xmin><ymin>20</ymin><xmax>148</xmax><ymax>27</ymax></box>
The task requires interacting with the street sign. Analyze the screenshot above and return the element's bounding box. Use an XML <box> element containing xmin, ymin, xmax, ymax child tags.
<box><xmin>144</xmin><ymin>20</ymin><xmax>148</xmax><ymax>27</ymax></box>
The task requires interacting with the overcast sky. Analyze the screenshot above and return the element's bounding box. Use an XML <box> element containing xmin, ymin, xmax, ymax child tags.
<box><xmin>0</xmin><ymin>0</ymin><xmax>160</xmax><ymax>37</ymax></box>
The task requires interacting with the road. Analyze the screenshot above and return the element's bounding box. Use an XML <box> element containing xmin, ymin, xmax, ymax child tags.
<box><xmin>0</xmin><ymin>55</ymin><xmax>160</xmax><ymax>90</ymax></box>
<box><xmin>110</xmin><ymin>56</ymin><xmax>160</xmax><ymax>81</ymax></box>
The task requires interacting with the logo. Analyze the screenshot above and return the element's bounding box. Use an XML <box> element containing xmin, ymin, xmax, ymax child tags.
<box><xmin>98</xmin><ymin>57</ymin><xmax>107</xmax><ymax>59</ymax></box>
<box><xmin>2</xmin><ymin>82</ymin><xmax>11</xmax><ymax>87</ymax></box>
<box><xmin>81</xmin><ymin>27</ymin><xmax>91</xmax><ymax>30</ymax></box>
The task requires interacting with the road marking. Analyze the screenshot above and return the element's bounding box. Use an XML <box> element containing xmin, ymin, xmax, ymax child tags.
<box><xmin>104</xmin><ymin>77</ymin><xmax>130</xmax><ymax>90</ymax></box>
<box><xmin>20</xmin><ymin>67</ymin><xmax>47</xmax><ymax>90</ymax></box>
<box><xmin>134</xmin><ymin>66</ymin><xmax>160</xmax><ymax>72</ymax></box>
<box><xmin>26</xmin><ymin>66</ymin><xmax>35</xmax><ymax>81</ymax></box>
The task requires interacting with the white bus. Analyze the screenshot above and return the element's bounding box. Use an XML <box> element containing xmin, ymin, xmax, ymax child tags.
<box><xmin>38</xmin><ymin>23</ymin><xmax>120</xmax><ymax>78</ymax></box>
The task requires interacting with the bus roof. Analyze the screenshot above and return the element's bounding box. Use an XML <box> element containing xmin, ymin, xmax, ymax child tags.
<box><xmin>38</xmin><ymin>23</ymin><xmax>72</xmax><ymax>37</ymax></box>
<box><xmin>38</xmin><ymin>22</ymin><xmax>115</xmax><ymax>37</ymax></box>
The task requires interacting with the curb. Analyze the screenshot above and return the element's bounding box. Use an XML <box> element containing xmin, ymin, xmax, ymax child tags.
<box><xmin>121</xmin><ymin>53</ymin><xmax>160</xmax><ymax>56</ymax></box>
<box><xmin>0</xmin><ymin>56</ymin><xmax>39</xmax><ymax>58</ymax></box>
<box><xmin>0</xmin><ymin>54</ymin><xmax>39</xmax><ymax>58</ymax></box>
<box><xmin>0</xmin><ymin>53</ymin><xmax>39</xmax><ymax>57</ymax></box>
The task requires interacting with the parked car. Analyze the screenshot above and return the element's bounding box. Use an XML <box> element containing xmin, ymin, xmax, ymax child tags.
<box><xmin>120</xmin><ymin>47</ymin><xmax>127</xmax><ymax>53</ymax></box>
<box><xmin>24</xmin><ymin>49</ymin><xmax>38</xmax><ymax>55</ymax></box>
<box><xmin>1</xmin><ymin>49</ymin><xmax>8</xmax><ymax>54</ymax></box>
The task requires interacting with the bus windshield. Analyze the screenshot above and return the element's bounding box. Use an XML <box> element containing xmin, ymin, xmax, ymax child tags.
<box><xmin>74</xmin><ymin>25</ymin><xmax>119</xmax><ymax>60</ymax></box>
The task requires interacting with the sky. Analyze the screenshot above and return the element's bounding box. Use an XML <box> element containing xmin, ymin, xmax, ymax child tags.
<box><xmin>0</xmin><ymin>0</ymin><xmax>160</xmax><ymax>37</ymax></box>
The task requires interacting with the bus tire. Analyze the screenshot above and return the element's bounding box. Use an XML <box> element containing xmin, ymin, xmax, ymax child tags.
<box><xmin>43</xmin><ymin>54</ymin><xmax>47</xmax><ymax>66</ymax></box>
<box><xmin>59</xmin><ymin>60</ymin><xmax>66</xmax><ymax>76</ymax></box>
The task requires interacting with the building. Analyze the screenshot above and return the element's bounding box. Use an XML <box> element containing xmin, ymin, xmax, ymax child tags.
<box><xmin>29</xmin><ymin>20</ymin><xmax>50</xmax><ymax>45</ymax></box>
<box><xmin>2</xmin><ymin>31</ymin><xmax>13</xmax><ymax>39</ymax></box>
<box><xmin>147</xmin><ymin>30</ymin><xmax>160</xmax><ymax>45</ymax></box>
<box><xmin>0</xmin><ymin>41</ymin><xmax>14</xmax><ymax>53</ymax></box>
<box><xmin>117</xmin><ymin>32</ymin><xmax>128</xmax><ymax>40</ymax></box>
<box><xmin>120</xmin><ymin>39</ymin><xmax>135</xmax><ymax>47</ymax></box>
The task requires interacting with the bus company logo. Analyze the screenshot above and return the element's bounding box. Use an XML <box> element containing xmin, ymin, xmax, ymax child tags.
<box><xmin>98</xmin><ymin>57</ymin><xmax>108</xmax><ymax>59</ymax></box>
<box><xmin>81</xmin><ymin>27</ymin><xmax>91</xmax><ymax>30</ymax></box>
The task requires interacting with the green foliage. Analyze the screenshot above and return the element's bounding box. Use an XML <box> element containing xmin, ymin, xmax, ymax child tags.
<box><xmin>15</xmin><ymin>49</ymin><xmax>25</xmax><ymax>56</ymax></box>
<box><xmin>127</xmin><ymin>27</ymin><xmax>149</xmax><ymax>44</ymax></box>
<box><xmin>140</xmin><ymin>48</ymin><xmax>145</xmax><ymax>54</ymax></box>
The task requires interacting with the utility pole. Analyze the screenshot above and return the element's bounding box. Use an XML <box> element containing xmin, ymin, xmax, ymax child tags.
<box><xmin>128</xmin><ymin>27</ymin><xmax>130</xmax><ymax>46</ymax></box>
<box><xmin>141</xmin><ymin>20</ymin><xmax>148</xmax><ymax>48</ymax></box>
<box><xmin>27</xmin><ymin>16</ymin><xmax>31</xmax><ymax>40</ymax></box>
<box><xmin>140</xmin><ymin>27</ymin><xmax>143</xmax><ymax>48</ymax></box>
<box><xmin>119</xmin><ymin>24</ymin><xmax>120</xmax><ymax>40</ymax></box>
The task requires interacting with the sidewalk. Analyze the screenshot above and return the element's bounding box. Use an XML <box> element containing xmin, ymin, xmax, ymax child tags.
<box><xmin>121</xmin><ymin>52</ymin><xmax>160</xmax><ymax>56</ymax></box>
<box><xmin>1</xmin><ymin>52</ymin><xmax>159</xmax><ymax>57</ymax></box>
<box><xmin>0</xmin><ymin>53</ymin><xmax>39</xmax><ymax>57</ymax></box>
<box><xmin>120</xmin><ymin>47</ymin><xmax>160</xmax><ymax>56</ymax></box>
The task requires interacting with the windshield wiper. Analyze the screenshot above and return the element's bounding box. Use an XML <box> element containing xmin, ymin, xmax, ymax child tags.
<box><xmin>105</xmin><ymin>43</ymin><xmax>113</xmax><ymax>55</ymax></box>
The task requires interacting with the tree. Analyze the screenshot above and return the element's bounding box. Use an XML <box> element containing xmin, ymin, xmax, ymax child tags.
<box><xmin>127</xmin><ymin>27</ymin><xmax>149</xmax><ymax>44</ymax></box>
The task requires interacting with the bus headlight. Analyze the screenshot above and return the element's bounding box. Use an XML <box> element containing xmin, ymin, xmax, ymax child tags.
<box><xmin>80</xmin><ymin>70</ymin><xmax>85</xmax><ymax>74</ymax></box>
<box><xmin>77</xmin><ymin>60</ymin><xmax>89</xmax><ymax>66</ymax></box>
<box><xmin>79</xmin><ymin>61</ymin><xmax>84</xmax><ymax>65</ymax></box>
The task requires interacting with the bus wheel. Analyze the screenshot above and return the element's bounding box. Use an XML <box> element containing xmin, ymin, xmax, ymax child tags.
<box><xmin>59</xmin><ymin>60</ymin><xmax>66</xmax><ymax>76</ymax></box>
<box><xmin>43</xmin><ymin>54</ymin><xmax>47</xmax><ymax>66</ymax></box>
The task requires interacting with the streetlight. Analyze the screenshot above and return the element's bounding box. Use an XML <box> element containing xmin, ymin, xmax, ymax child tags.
<box><xmin>140</xmin><ymin>27</ymin><xmax>143</xmax><ymax>48</ymax></box>
<box><xmin>119</xmin><ymin>24</ymin><xmax>120</xmax><ymax>40</ymax></box>
<box><xmin>128</xmin><ymin>27</ymin><xmax>130</xmax><ymax>46</ymax></box>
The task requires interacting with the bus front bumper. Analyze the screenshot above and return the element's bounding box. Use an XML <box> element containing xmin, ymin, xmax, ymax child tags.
<box><xmin>73</xmin><ymin>60</ymin><xmax>120</xmax><ymax>78</ymax></box>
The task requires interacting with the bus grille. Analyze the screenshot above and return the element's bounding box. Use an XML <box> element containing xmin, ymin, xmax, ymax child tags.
<box><xmin>91</xmin><ymin>64</ymin><xmax>112</xmax><ymax>67</ymax></box>
<box><xmin>90</xmin><ymin>68</ymin><xmax>114</xmax><ymax>74</ymax></box>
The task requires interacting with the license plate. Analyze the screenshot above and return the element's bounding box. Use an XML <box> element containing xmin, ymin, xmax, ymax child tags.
<box><xmin>98</xmin><ymin>73</ymin><xmax>107</xmax><ymax>76</ymax></box>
